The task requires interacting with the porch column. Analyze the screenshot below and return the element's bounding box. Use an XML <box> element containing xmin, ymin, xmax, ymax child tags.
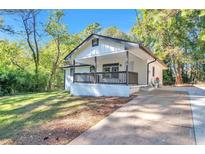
<box><xmin>126</xmin><ymin>51</ymin><xmax>129</xmax><ymax>85</ymax></box>
<box><xmin>73</xmin><ymin>60</ymin><xmax>75</xmax><ymax>83</ymax></box>
<box><xmin>94</xmin><ymin>56</ymin><xmax>97</xmax><ymax>83</ymax></box>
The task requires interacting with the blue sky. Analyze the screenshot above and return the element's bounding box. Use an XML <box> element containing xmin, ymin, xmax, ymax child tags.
<box><xmin>0</xmin><ymin>9</ymin><xmax>137</xmax><ymax>41</ymax></box>
<box><xmin>64</xmin><ymin>9</ymin><xmax>137</xmax><ymax>33</ymax></box>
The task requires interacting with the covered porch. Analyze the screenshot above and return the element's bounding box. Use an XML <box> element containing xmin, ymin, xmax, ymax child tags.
<box><xmin>70</xmin><ymin>49</ymin><xmax>148</xmax><ymax>85</ymax></box>
<box><xmin>64</xmin><ymin>46</ymin><xmax>157</xmax><ymax>96</ymax></box>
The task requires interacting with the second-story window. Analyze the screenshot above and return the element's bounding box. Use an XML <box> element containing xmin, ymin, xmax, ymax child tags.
<box><xmin>92</xmin><ymin>38</ymin><xmax>99</xmax><ymax>47</ymax></box>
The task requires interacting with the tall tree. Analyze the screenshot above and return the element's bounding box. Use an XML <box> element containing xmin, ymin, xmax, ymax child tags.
<box><xmin>45</xmin><ymin>10</ymin><xmax>69</xmax><ymax>90</ymax></box>
<box><xmin>132</xmin><ymin>10</ymin><xmax>205</xmax><ymax>84</ymax></box>
<box><xmin>0</xmin><ymin>10</ymin><xmax>42</xmax><ymax>89</ymax></box>
<box><xmin>20</xmin><ymin>10</ymin><xmax>41</xmax><ymax>87</ymax></box>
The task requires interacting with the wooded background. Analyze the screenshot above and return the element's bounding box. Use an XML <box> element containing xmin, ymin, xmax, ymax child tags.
<box><xmin>0</xmin><ymin>10</ymin><xmax>205</xmax><ymax>95</ymax></box>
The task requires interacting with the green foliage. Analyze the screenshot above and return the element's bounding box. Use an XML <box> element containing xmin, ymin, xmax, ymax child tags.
<box><xmin>44</xmin><ymin>10</ymin><xmax>71</xmax><ymax>90</ymax></box>
<box><xmin>45</xmin><ymin>10</ymin><xmax>68</xmax><ymax>40</ymax></box>
<box><xmin>132</xmin><ymin>10</ymin><xmax>205</xmax><ymax>84</ymax></box>
<box><xmin>101</xmin><ymin>26</ymin><xmax>132</xmax><ymax>40</ymax></box>
<box><xmin>0</xmin><ymin>68</ymin><xmax>47</xmax><ymax>96</ymax></box>
<box><xmin>163</xmin><ymin>69</ymin><xmax>175</xmax><ymax>85</ymax></box>
<box><xmin>0</xmin><ymin>40</ymin><xmax>47</xmax><ymax>95</ymax></box>
<box><xmin>80</xmin><ymin>22</ymin><xmax>101</xmax><ymax>39</ymax></box>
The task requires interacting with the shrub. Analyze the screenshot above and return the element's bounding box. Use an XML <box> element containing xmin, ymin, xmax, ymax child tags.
<box><xmin>0</xmin><ymin>69</ymin><xmax>48</xmax><ymax>96</ymax></box>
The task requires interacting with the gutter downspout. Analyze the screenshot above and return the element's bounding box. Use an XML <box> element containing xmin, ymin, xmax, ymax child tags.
<box><xmin>147</xmin><ymin>58</ymin><xmax>157</xmax><ymax>85</ymax></box>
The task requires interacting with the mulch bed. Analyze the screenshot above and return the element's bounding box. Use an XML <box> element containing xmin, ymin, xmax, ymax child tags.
<box><xmin>12</xmin><ymin>96</ymin><xmax>135</xmax><ymax>145</ymax></box>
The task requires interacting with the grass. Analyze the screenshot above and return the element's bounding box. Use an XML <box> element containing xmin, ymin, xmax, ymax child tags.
<box><xmin>0</xmin><ymin>90</ymin><xmax>132</xmax><ymax>144</ymax></box>
<box><xmin>0</xmin><ymin>91</ymin><xmax>91</xmax><ymax>143</ymax></box>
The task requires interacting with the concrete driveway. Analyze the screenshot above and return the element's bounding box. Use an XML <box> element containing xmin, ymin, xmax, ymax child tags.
<box><xmin>187</xmin><ymin>86</ymin><xmax>205</xmax><ymax>144</ymax></box>
<box><xmin>69</xmin><ymin>88</ymin><xmax>195</xmax><ymax>145</ymax></box>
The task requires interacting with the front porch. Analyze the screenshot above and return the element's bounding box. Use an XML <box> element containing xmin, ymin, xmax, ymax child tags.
<box><xmin>70</xmin><ymin>50</ymin><xmax>146</xmax><ymax>85</ymax></box>
<box><xmin>64</xmin><ymin>50</ymin><xmax>150</xmax><ymax>96</ymax></box>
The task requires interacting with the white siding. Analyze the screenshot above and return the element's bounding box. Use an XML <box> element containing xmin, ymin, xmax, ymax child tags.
<box><xmin>149</xmin><ymin>62</ymin><xmax>163</xmax><ymax>85</ymax></box>
<box><xmin>96</xmin><ymin>55</ymin><xmax>125</xmax><ymax>72</ymax></box>
<box><xmin>76</xmin><ymin>39</ymin><xmax>125</xmax><ymax>59</ymax></box>
<box><xmin>129</xmin><ymin>55</ymin><xmax>147</xmax><ymax>85</ymax></box>
<box><xmin>64</xmin><ymin>67</ymin><xmax>90</xmax><ymax>91</ymax></box>
<box><xmin>65</xmin><ymin>68</ymin><xmax>72</xmax><ymax>91</ymax></box>
<box><xmin>75</xmin><ymin>66</ymin><xmax>90</xmax><ymax>73</ymax></box>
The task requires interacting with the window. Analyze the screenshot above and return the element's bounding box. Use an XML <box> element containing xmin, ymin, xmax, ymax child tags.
<box><xmin>152</xmin><ymin>66</ymin><xmax>155</xmax><ymax>77</ymax></box>
<box><xmin>103</xmin><ymin>63</ymin><xmax>119</xmax><ymax>78</ymax></box>
<box><xmin>92</xmin><ymin>38</ymin><xmax>99</xmax><ymax>47</ymax></box>
<box><xmin>90</xmin><ymin>66</ymin><xmax>96</xmax><ymax>73</ymax></box>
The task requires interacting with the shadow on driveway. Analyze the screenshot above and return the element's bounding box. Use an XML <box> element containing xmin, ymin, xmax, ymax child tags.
<box><xmin>70</xmin><ymin>88</ymin><xmax>195</xmax><ymax>145</ymax></box>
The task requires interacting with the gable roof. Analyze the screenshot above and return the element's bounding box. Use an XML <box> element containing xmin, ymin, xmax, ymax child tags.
<box><xmin>64</xmin><ymin>34</ymin><xmax>167</xmax><ymax>68</ymax></box>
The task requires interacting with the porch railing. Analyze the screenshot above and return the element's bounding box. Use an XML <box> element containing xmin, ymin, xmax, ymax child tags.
<box><xmin>73</xmin><ymin>71</ymin><xmax>138</xmax><ymax>85</ymax></box>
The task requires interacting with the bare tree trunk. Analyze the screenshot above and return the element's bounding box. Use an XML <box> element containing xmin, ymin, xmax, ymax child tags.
<box><xmin>21</xmin><ymin>10</ymin><xmax>40</xmax><ymax>91</ymax></box>
<box><xmin>32</xmin><ymin>11</ymin><xmax>40</xmax><ymax>89</ymax></box>
<box><xmin>175</xmin><ymin>61</ymin><xmax>183</xmax><ymax>85</ymax></box>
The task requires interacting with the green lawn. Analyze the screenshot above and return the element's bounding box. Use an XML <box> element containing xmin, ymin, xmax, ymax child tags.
<box><xmin>0</xmin><ymin>91</ymin><xmax>131</xmax><ymax>144</ymax></box>
<box><xmin>0</xmin><ymin>91</ymin><xmax>92</xmax><ymax>144</ymax></box>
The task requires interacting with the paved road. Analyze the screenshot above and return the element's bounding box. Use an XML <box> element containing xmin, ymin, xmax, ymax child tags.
<box><xmin>69</xmin><ymin>88</ymin><xmax>195</xmax><ymax>145</ymax></box>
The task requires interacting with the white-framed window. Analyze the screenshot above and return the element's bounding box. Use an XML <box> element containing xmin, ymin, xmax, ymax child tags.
<box><xmin>103</xmin><ymin>63</ymin><xmax>119</xmax><ymax>78</ymax></box>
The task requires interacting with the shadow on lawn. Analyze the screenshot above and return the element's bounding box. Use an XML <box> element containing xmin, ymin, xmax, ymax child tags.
<box><xmin>0</xmin><ymin>90</ymin><xmax>127</xmax><ymax>144</ymax></box>
<box><xmin>0</xmin><ymin>93</ymin><xmax>88</xmax><ymax>142</ymax></box>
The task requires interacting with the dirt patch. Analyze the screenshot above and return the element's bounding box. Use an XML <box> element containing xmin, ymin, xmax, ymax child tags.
<box><xmin>10</xmin><ymin>96</ymin><xmax>134</xmax><ymax>145</ymax></box>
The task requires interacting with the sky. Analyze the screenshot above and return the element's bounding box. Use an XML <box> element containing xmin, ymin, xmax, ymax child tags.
<box><xmin>63</xmin><ymin>9</ymin><xmax>137</xmax><ymax>33</ymax></box>
<box><xmin>0</xmin><ymin>9</ymin><xmax>137</xmax><ymax>41</ymax></box>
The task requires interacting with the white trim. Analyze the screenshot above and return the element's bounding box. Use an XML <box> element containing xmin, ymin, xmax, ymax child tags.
<box><xmin>75</xmin><ymin>50</ymin><xmax>127</xmax><ymax>61</ymax></box>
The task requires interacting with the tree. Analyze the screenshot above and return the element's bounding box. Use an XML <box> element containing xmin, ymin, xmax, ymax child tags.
<box><xmin>80</xmin><ymin>22</ymin><xmax>101</xmax><ymax>39</ymax></box>
<box><xmin>101</xmin><ymin>26</ymin><xmax>132</xmax><ymax>40</ymax></box>
<box><xmin>0</xmin><ymin>40</ymin><xmax>46</xmax><ymax>95</ymax></box>
<box><xmin>20</xmin><ymin>10</ymin><xmax>41</xmax><ymax>88</ymax></box>
<box><xmin>0</xmin><ymin>9</ymin><xmax>42</xmax><ymax>89</ymax></box>
<box><xmin>132</xmin><ymin>10</ymin><xmax>205</xmax><ymax>84</ymax></box>
<box><xmin>45</xmin><ymin>10</ymin><xmax>69</xmax><ymax>90</ymax></box>
<box><xmin>0</xmin><ymin>40</ymin><xmax>30</xmax><ymax>71</ymax></box>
